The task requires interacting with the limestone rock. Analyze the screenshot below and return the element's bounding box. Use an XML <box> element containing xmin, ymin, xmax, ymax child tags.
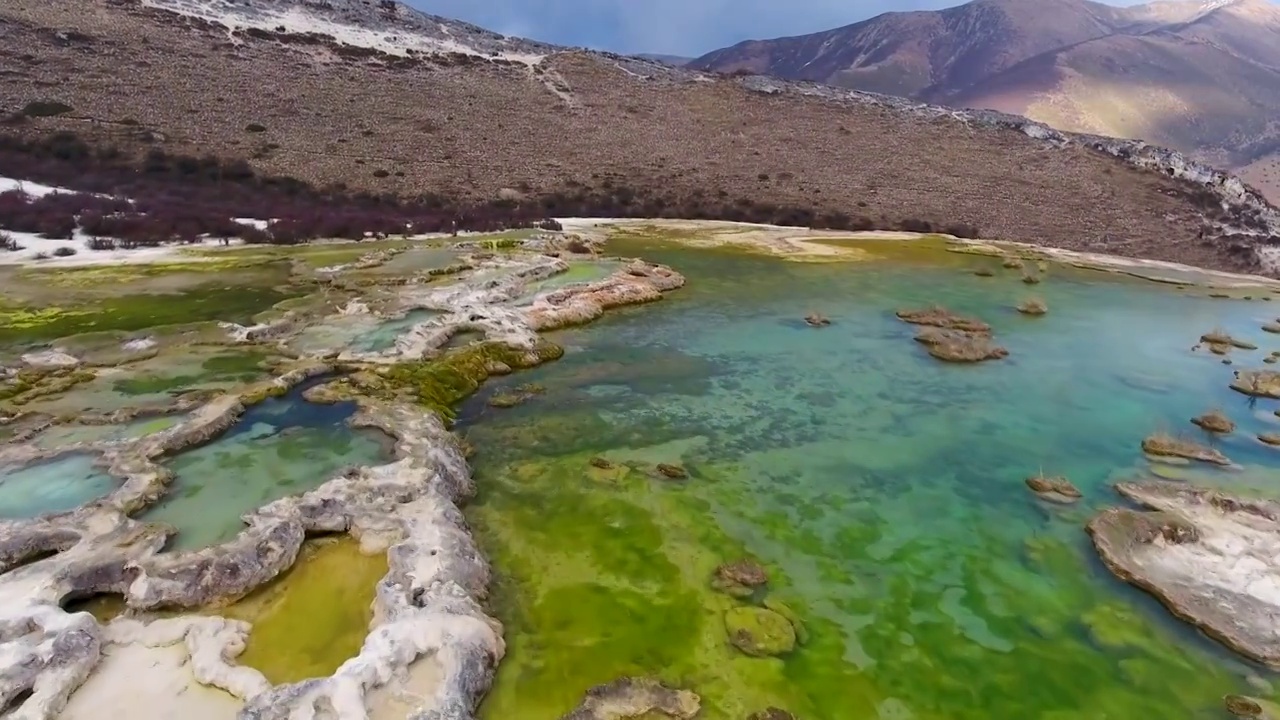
<box><xmin>1088</xmin><ymin>483</ymin><xmax>1280</xmax><ymax>668</ymax></box>
<box><xmin>20</xmin><ymin>349</ymin><xmax>81</xmax><ymax>370</ymax></box>
<box><xmin>724</xmin><ymin>607</ymin><xmax>797</xmax><ymax>657</ymax></box>
<box><xmin>1231</xmin><ymin>370</ymin><xmax>1280</xmax><ymax>399</ymax></box>
<box><xmin>561</xmin><ymin>677</ymin><xmax>701</xmax><ymax>720</ymax></box>
<box><xmin>1140</xmin><ymin>433</ymin><xmax>1230</xmax><ymax>465</ymax></box>
<box><xmin>1025</xmin><ymin>473</ymin><xmax>1082</xmax><ymax>504</ymax></box>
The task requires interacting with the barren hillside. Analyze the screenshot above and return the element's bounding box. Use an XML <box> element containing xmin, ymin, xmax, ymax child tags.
<box><xmin>0</xmin><ymin>0</ymin><xmax>1276</xmax><ymax>272</ymax></box>
<box><xmin>691</xmin><ymin>0</ymin><xmax>1280</xmax><ymax>203</ymax></box>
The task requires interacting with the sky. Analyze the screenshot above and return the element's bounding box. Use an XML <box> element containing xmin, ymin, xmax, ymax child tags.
<box><xmin>408</xmin><ymin>0</ymin><xmax>1149</xmax><ymax>57</ymax></box>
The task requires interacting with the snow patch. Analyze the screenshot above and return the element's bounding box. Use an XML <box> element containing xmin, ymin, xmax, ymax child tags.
<box><xmin>232</xmin><ymin>217</ymin><xmax>270</xmax><ymax>230</ymax></box>
<box><xmin>0</xmin><ymin>228</ymin><xmax>239</xmax><ymax>266</ymax></box>
<box><xmin>140</xmin><ymin>0</ymin><xmax>547</xmax><ymax>64</ymax></box>
<box><xmin>0</xmin><ymin>176</ymin><xmax>75</xmax><ymax>198</ymax></box>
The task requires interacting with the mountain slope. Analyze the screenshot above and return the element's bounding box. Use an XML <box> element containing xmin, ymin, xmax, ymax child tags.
<box><xmin>0</xmin><ymin>0</ymin><xmax>1276</xmax><ymax>273</ymax></box>
<box><xmin>690</xmin><ymin>0</ymin><xmax>1280</xmax><ymax>203</ymax></box>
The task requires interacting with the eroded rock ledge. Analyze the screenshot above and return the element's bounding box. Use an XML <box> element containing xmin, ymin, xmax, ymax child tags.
<box><xmin>0</xmin><ymin>248</ymin><xmax>686</xmax><ymax>719</ymax></box>
<box><xmin>1087</xmin><ymin>482</ymin><xmax>1280</xmax><ymax>668</ymax></box>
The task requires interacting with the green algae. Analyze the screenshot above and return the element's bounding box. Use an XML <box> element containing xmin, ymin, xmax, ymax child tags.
<box><xmin>31</xmin><ymin>415</ymin><xmax>184</xmax><ymax>449</ymax></box>
<box><xmin>344</xmin><ymin>340</ymin><xmax>564</xmax><ymax>421</ymax></box>
<box><xmin>67</xmin><ymin>538</ymin><xmax>392</xmax><ymax>681</ymax></box>
<box><xmin>469</xmin><ymin>453</ymin><xmax>824</xmax><ymax>720</ymax></box>
<box><xmin>0</xmin><ymin>367</ymin><xmax>96</xmax><ymax>405</ymax></box>
<box><xmin>110</xmin><ymin>350</ymin><xmax>272</xmax><ymax>396</ymax></box>
<box><xmin>220</xmin><ymin>537</ymin><xmax>387</xmax><ymax>684</ymax></box>
<box><xmin>0</xmin><ymin>286</ymin><xmax>299</xmax><ymax>346</ymax></box>
<box><xmin>180</xmin><ymin>239</ymin><xmax>414</xmax><ymax>267</ymax></box>
<box><xmin>460</xmin><ymin>241</ymin><xmax>1280</xmax><ymax>719</ymax></box>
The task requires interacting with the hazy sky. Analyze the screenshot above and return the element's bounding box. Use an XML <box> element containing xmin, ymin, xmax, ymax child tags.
<box><xmin>408</xmin><ymin>0</ymin><xmax>1150</xmax><ymax>56</ymax></box>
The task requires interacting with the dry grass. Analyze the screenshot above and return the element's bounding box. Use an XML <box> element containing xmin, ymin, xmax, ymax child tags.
<box><xmin>913</xmin><ymin>327</ymin><xmax>1009</xmax><ymax>362</ymax></box>
<box><xmin>0</xmin><ymin>0</ymin><xmax>1256</xmax><ymax>272</ymax></box>
<box><xmin>1191</xmin><ymin>409</ymin><xmax>1235</xmax><ymax>434</ymax></box>
<box><xmin>1021</xmin><ymin>268</ymin><xmax>1042</xmax><ymax>284</ymax></box>
<box><xmin>1002</xmin><ymin>257</ymin><xmax>1024</xmax><ymax>269</ymax></box>
<box><xmin>895</xmin><ymin>305</ymin><xmax>991</xmax><ymax>332</ymax></box>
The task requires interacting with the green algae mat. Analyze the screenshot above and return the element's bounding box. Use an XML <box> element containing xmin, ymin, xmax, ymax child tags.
<box><xmin>458</xmin><ymin>239</ymin><xmax>1280</xmax><ymax>719</ymax></box>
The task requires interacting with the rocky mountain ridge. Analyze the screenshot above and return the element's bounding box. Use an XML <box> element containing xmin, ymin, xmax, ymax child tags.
<box><xmin>689</xmin><ymin>0</ymin><xmax>1280</xmax><ymax>204</ymax></box>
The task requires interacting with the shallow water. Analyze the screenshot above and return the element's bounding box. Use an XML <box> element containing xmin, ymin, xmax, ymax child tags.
<box><xmin>287</xmin><ymin>314</ymin><xmax>376</xmax><ymax>356</ymax></box>
<box><xmin>25</xmin><ymin>349</ymin><xmax>273</xmax><ymax>416</ymax></box>
<box><xmin>222</xmin><ymin>537</ymin><xmax>387</xmax><ymax>684</ymax></box>
<box><xmin>64</xmin><ymin>537</ymin><xmax>386</xmax><ymax>685</ymax></box>
<box><xmin>371</xmin><ymin>247</ymin><xmax>462</xmax><ymax>275</ymax></box>
<box><xmin>0</xmin><ymin>453</ymin><xmax>117</xmax><ymax>518</ymax></box>
<box><xmin>349</xmin><ymin>309</ymin><xmax>441</xmax><ymax>353</ymax></box>
<box><xmin>514</xmin><ymin>260</ymin><xmax>625</xmax><ymax>303</ymax></box>
<box><xmin>140</xmin><ymin>383</ymin><xmax>391</xmax><ymax>550</ymax></box>
<box><xmin>460</xmin><ymin>239</ymin><xmax>1280</xmax><ymax>719</ymax></box>
<box><xmin>32</xmin><ymin>415</ymin><xmax>184</xmax><ymax>449</ymax></box>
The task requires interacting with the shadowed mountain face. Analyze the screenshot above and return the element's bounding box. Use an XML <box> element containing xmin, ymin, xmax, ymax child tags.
<box><xmin>0</xmin><ymin>0</ymin><xmax>1276</xmax><ymax>273</ymax></box>
<box><xmin>690</xmin><ymin>0</ymin><xmax>1280</xmax><ymax>203</ymax></box>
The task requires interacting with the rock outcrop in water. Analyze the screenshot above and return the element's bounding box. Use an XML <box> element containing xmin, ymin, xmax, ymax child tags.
<box><xmin>560</xmin><ymin>677</ymin><xmax>701</xmax><ymax>720</ymax></box>
<box><xmin>712</xmin><ymin>560</ymin><xmax>769</xmax><ymax>598</ymax></box>
<box><xmin>1141</xmin><ymin>433</ymin><xmax>1231</xmax><ymax>465</ymax></box>
<box><xmin>724</xmin><ymin>606</ymin><xmax>797</xmax><ymax>657</ymax></box>
<box><xmin>1088</xmin><ymin>482</ymin><xmax>1280</xmax><ymax>667</ymax></box>
<box><xmin>895</xmin><ymin>306</ymin><xmax>991</xmax><ymax>333</ymax></box>
<box><xmin>1025</xmin><ymin>473</ymin><xmax>1082</xmax><ymax>504</ymax></box>
<box><xmin>1226</xmin><ymin>694</ymin><xmax>1280</xmax><ymax>719</ymax></box>
<box><xmin>1191</xmin><ymin>410</ymin><xmax>1236</xmax><ymax>434</ymax></box>
<box><xmin>0</xmin><ymin>243</ymin><xmax>687</xmax><ymax>719</ymax></box>
<box><xmin>1232</xmin><ymin>370</ymin><xmax>1280</xmax><ymax>399</ymax></box>
<box><xmin>913</xmin><ymin>327</ymin><xmax>1009</xmax><ymax>363</ymax></box>
<box><xmin>897</xmin><ymin>306</ymin><xmax>1008</xmax><ymax>362</ymax></box>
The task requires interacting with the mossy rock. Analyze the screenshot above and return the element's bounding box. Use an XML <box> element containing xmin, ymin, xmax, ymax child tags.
<box><xmin>724</xmin><ymin>606</ymin><xmax>796</xmax><ymax>657</ymax></box>
<box><xmin>1225</xmin><ymin>694</ymin><xmax>1280</xmax><ymax>719</ymax></box>
<box><xmin>763</xmin><ymin>598</ymin><xmax>809</xmax><ymax>645</ymax></box>
<box><xmin>354</xmin><ymin>340</ymin><xmax>563</xmax><ymax>421</ymax></box>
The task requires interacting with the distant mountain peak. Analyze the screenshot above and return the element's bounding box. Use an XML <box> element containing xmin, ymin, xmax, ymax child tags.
<box><xmin>690</xmin><ymin>0</ymin><xmax>1280</xmax><ymax>202</ymax></box>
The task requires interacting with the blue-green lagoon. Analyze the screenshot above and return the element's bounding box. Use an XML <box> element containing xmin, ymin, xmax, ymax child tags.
<box><xmin>458</xmin><ymin>238</ymin><xmax>1280</xmax><ymax>719</ymax></box>
<box><xmin>139</xmin><ymin>380</ymin><xmax>392</xmax><ymax>551</ymax></box>
<box><xmin>0</xmin><ymin>453</ymin><xmax>118</xmax><ymax>519</ymax></box>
